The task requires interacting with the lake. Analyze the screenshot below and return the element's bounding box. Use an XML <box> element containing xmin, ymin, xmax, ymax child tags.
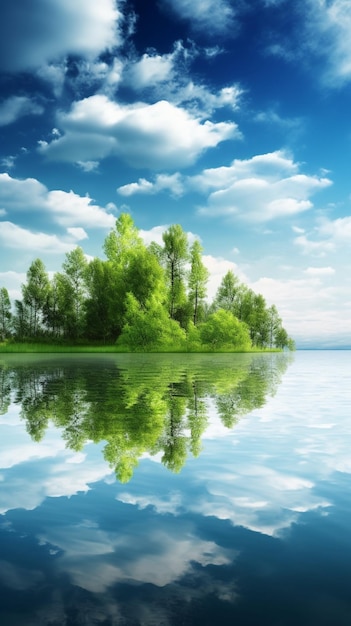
<box><xmin>0</xmin><ymin>350</ymin><xmax>351</xmax><ymax>625</ymax></box>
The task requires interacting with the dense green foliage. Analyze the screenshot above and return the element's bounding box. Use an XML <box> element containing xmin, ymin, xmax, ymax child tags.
<box><xmin>0</xmin><ymin>214</ymin><xmax>294</xmax><ymax>351</ymax></box>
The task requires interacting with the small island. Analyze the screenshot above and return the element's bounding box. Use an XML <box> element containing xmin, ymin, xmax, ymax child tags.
<box><xmin>0</xmin><ymin>214</ymin><xmax>294</xmax><ymax>352</ymax></box>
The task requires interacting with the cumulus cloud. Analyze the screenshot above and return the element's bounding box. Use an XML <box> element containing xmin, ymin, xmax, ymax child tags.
<box><xmin>139</xmin><ymin>225</ymin><xmax>198</xmax><ymax>248</ymax></box>
<box><xmin>118</xmin><ymin>173</ymin><xmax>184</xmax><ymax>197</ymax></box>
<box><xmin>294</xmin><ymin>234</ymin><xmax>335</xmax><ymax>256</ymax></box>
<box><xmin>38</xmin><ymin>95</ymin><xmax>238</xmax><ymax>169</ymax></box>
<box><xmin>317</xmin><ymin>215</ymin><xmax>351</xmax><ymax>240</ymax></box>
<box><xmin>293</xmin><ymin>215</ymin><xmax>351</xmax><ymax>257</ymax></box>
<box><xmin>0</xmin><ymin>172</ymin><xmax>115</xmax><ymax>228</ymax></box>
<box><xmin>0</xmin><ymin>0</ymin><xmax>122</xmax><ymax>72</ymax></box>
<box><xmin>0</xmin><ymin>222</ymin><xmax>76</xmax><ymax>253</ymax></box>
<box><xmin>125</xmin><ymin>51</ymin><xmax>175</xmax><ymax>88</ymax></box>
<box><xmin>194</xmin><ymin>151</ymin><xmax>331</xmax><ymax>222</ymax></box>
<box><xmin>66</xmin><ymin>227</ymin><xmax>89</xmax><ymax>241</ymax></box>
<box><xmin>248</xmin><ymin>275</ymin><xmax>351</xmax><ymax>348</ymax></box>
<box><xmin>122</xmin><ymin>41</ymin><xmax>243</xmax><ymax>117</ymax></box>
<box><xmin>0</xmin><ymin>271</ymin><xmax>26</xmax><ymax>301</ymax></box>
<box><xmin>0</xmin><ymin>96</ymin><xmax>44</xmax><ymax>126</ymax></box>
<box><xmin>202</xmin><ymin>255</ymin><xmax>248</xmax><ymax>301</ymax></box>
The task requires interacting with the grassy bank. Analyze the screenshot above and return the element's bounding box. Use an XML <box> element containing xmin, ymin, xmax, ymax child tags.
<box><xmin>0</xmin><ymin>342</ymin><xmax>281</xmax><ymax>354</ymax></box>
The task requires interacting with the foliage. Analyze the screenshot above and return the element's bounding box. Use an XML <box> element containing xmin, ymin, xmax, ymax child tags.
<box><xmin>0</xmin><ymin>287</ymin><xmax>12</xmax><ymax>340</ymax></box>
<box><xmin>0</xmin><ymin>214</ymin><xmax>294</xmax><ymax>351</ymax></box>
<box><xmin>199</xmin><ymin>309</ymin><xmax>251</xmax><ymax>350</ymax></box>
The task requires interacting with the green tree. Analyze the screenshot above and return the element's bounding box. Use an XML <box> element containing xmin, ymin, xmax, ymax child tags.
<box><xmin>85</xmin><ymin>258</ymin><xmax>115</xmax><ymax>342</ymax></box>
<box><xmin>61</xmin><ymin>247</ymin><xmax>88</xmax><ymax>339</ymax></box>
<box><xmin>246</xmin><ymin>293</ymin><xmax>270</xmax><ymax>348</ymax></box>
<box><xmin>188</xmin><ymin>240</ymin><xmax>209</xmax><ymax>325</ymax></box>
<box><xmin>199</xmin><ymin>309</ymin><xmax>251</xmax><ymax>350</ymax></box>
<box><xmin>12</xmin><ymin>300</ymin><xmax>30</xmax><ymax>339</ymax></box>
<box><xmin>103</xmin><ymin>213</ymin><xmax>144</xmax><ymax>267</ymax></box>
<box><xmin>213</xmin><ymin>270</ymin><xmax>241</xmax><ymax>312</ymax></box>
<box><xmin>42</xmin><ymin>273</ymin><xmax>65</xmax><ymax>339</ymax></box>
<box><xmin>267</xmin><ymin>305</ymin><xmax>282</xmax><ymax>348</ymax></box>
<box><xmin>118</xmin><ymin>293</ymin><xmax>186</xmax><ymax>351</ymax></box>
<box><xmin>22</xmin><ymin>258</ymin><xmax>50</xmax><ymax>337</ymax></box>
<box><xmin>103</xmin><ymin>213</ymin><xmax>149</xmax><ymax>338</ymax></box>
<box><xmin>0</xmin><ymin>287</ymin><xmax>12</xmax><ymax>340</ymax></box>
<box><xmin>162</xmin><ymin>224</ymin><xmax>188</xmax><ymax>324</ymax></box>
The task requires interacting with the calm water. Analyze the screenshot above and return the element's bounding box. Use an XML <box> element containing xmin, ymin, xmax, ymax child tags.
<box><xmin>0</xmin><ymin>351</ymin><xmax>351</xmax><ymax>625</ymax></box>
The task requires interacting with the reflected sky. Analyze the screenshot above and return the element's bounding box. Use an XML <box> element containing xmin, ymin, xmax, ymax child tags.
<box><xmin>1</xmin><ymin>351</ymin><xmax>351</xmax><ymax>625</ymax></box>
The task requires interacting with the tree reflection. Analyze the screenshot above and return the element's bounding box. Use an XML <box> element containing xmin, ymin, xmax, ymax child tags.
<box><xmin>1</xmin><ymin>353</ymin><xmax>292</xmax><ymax>481</ymax></box>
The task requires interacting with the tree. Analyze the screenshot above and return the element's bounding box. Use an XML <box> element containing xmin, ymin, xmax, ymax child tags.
<box><xmin>275</xmin><ymin>326</ymin><xmax>293</xmax><ymax>349</ymax></box>
<box><xmin>61</xmin><ymin>247</ymin><xmax>88</xmax><ymax>339</ymax></box>
<box><xmin>12</xmin><ymin>300</ymin><xmax>30</xmax><ymax>339</ymax></box>
<box><xmin>162</xmin><ymin>224</ymin><xmax>188</xmax><ymax>324</ymax></box>
<box><xmin>213</xmin><ymin>270</ymin><xmax>241</xmax><ymax>312</ymax></box>
<box><xmin>103</xmin><ymin>213</ymin><xmax>144</xmax><ymax>267</ymax></box>
<box><xmin>118</xmin><ymin>293</ymin><xmax>186</xmax><ymax>351</ymax></box>
<box><xmin>246</xmin><ymin>293</ymin><xmax>270</xmax><ymax>348</ymax></box>
<box><xmin>42</xmin><ymin>274</ymin><xmax>65</xmax><ymax>339</ymax></box>
<box><xmin>267</xmin><ymin>305</ymin><xmax>282</xmax><ymax>348</ymax></box>
<box><xmin>199</xmin><ymin>309</ymin><xmax>251</xmax><ymax>350</ymax></box>
<box><xmin>188</xmin><ymin>240</ymin><xmax>209</xmax><ymax>325</ymax></box>
<box><xmin>85</xmin><ymin>258</ymin><xmax>115</xmax><ymax>342</ymax></box>
<box><xmin>0</xmin><ymin>287</ymin><xmax>12</xmax><ymax>340</ymax></box>
<box><xmin>22</xmin><ymin>258</ymin><xmax>51</xmax><ymax>337</ymax></box>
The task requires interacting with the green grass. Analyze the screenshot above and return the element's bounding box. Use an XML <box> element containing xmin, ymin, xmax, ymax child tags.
<box><xmin>0</xmin><ymin>341</ymin><xmax>281</xmax><ymax>354</ymax></box>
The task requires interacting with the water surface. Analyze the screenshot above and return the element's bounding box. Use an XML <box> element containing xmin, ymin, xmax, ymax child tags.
<box><xmin>0</xmin><ymin>351</ymin><xmax>351</xmax><ymax>625</ymax></box>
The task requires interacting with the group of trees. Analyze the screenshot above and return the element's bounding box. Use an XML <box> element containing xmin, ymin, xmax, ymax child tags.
<box><xmin>0</xmin><ymin>214</ymin><xmax>294</xmax><ymax>351</ymax></box>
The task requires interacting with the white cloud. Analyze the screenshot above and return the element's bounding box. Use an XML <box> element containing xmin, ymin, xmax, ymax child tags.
<box><xmin>0</xmin><ymin>172</ymin><xmax>115</xmax><ymax>228</ymax></box>
<box><xmin>304</xmin><ymin>266</ymin><xmax>335</xmax><ymax>276</ymax></box>
<box><xmin>125</xmin><ymin>52</ymin><xmax>174</xmax><ymax>88</ymax></box>
<box><xmin>202</xmin><ymin>255</ymin><xmax>248</xmax><ymax>301</ymax></box>
<box><xmin>270</xmin><ymin>1</ymin><xmax>351</xmax><ymax>85</ymax></box>
<box><xmin>118</xmin><ymin>173</ymin><xmax>184</xmax><ymax>197</ymax></box>
<box><xmin>294</xmin><ymin>234</ymin><xmax>335</xmax><ymax>256</ymax></box>
<box><xmin>1</xmin><ymin>156</ymin><xmax>16</xmax><ymax>170</ymax></box>
<box><xmin>305</xmin><ymin>0</ymin><xmax>351</xmax><ymax>84</ymax></box>
<box><xmin>36</xmin><ymin>63</ymin><xmax>67</xmax><ymax>97</ymax></box>
<box><xmin>249</xmin><ymin>275</ymin><xmax>351</xmax><ymax>348</ymax></box>
<box><xmin>66</xmin><ymin>227</ymin><xmax>89</xmax><ymax>241</ymax></box>
<box><xmin>0</xmin><ymin>271</ymin><xmax>26</xmax><ymax>301</ymax></box>
<box><xmin>0</xmin><ymin>96</ymin><xmax>44</xmax><ymax>126</ymax></box>
<box><xmin>139</xmin><ymin>225</ymin><xmax>198</xmax><ymax>248</ymax></box>
<box><xmin>170</xmin><ymin>81</ymin><xmax>243</xmax><ymax>117</ymax></box>
<box><xmin>39</xmin><ymin>95</ymin><xmax>238</xmax><ymax>169</ymax></box>
<box><xmin>76</xmin><ymin>161</ymin><xmax>100</xmax><ymax>173</ymax></box>
<box><xmin>139</xmin><ymin>225</ymin><xmax>168</xmax><ymax>247</ymax></box>
<box><xmin>294</xmin><ymin>215</ymin><xmax>351</xmax><ymax>258</ymax></box>
<box><xmin>77</xmin><ymin>161</ymin><xmax>99</xmax><ymax>173</ymax></box>
<box><xmin>0</xmin><ymin>0</ymin><xmax>122</xmax><ymax>72</ymax></box>
<box><xmin>317</xmin><ymin>215</ymin><xmax>351</xmax><ymax>240</ymax></box>
<box><xmin>162</xmin><ymin>0</ymin><xmax>237</xmax><ymax>34</ymax></box>
<box><xmin>195</xmin><ymin>151</ymin><xmax>331</xmax><ymax>222</ymax></box>
<box><xmin>0</xmin><ymin>222</ymin><xmax>76</xmax><ymax>253</ymax></box>
<box><xmin>122</xmin><ymin>41</ymin><xmax>242</xmax><ymax>117</ymax></box>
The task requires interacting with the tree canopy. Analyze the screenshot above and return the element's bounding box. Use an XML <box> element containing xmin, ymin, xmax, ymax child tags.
<box><xmin>0</xmin><ymin>214</ymin><xmax>294</xmax><ymax>351</ymax></box>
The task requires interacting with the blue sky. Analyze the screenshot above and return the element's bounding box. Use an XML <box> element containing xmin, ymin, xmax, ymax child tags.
<box><xmin>0</xmin><ymin>0</ymin><xmax>351</xmax><ymax>348</ymax></box>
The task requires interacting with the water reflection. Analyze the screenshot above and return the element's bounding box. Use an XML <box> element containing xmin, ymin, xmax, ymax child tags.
<box><xmin>1</xmin><ymin>353</ymin><xmax>291</xmax><ymax>481</ymax></box>
<box><xmin>2</xmin><ymin>351</ymin><xmax>351</xmax><ymax>625</ymax></box>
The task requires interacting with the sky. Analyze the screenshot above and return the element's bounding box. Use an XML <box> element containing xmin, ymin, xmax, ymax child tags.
<box><xmin>0</xmin><ymin>0</ymin><xmax>351</xmax><ymax>349</ymax></box>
